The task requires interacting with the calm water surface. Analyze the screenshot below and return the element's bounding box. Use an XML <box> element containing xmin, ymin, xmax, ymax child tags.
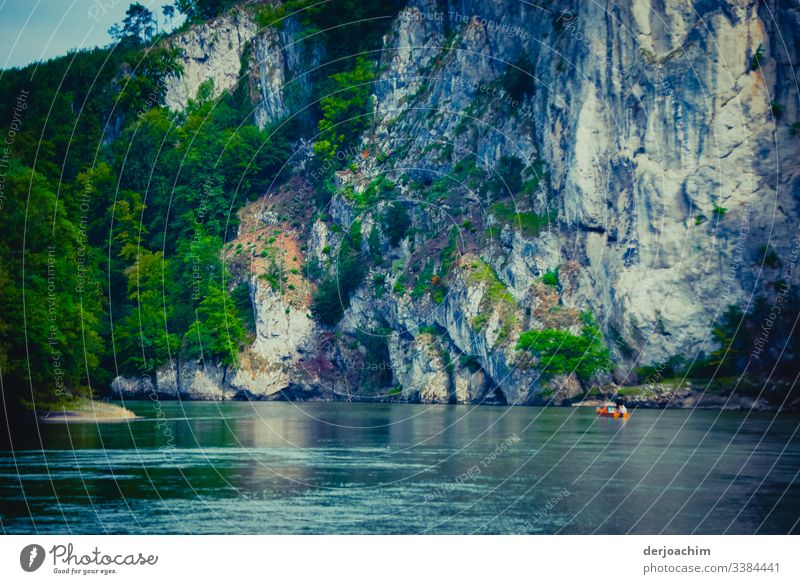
<box><xmin>1</xmin><ymin>402</ymin><xmax>799</xmax><ymax>534</ymax></box>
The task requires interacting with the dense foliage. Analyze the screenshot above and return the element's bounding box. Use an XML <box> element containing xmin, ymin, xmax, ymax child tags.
<box><xmin>516</xmin><ymin>313</ymin><xmax>612</xmax><ymax>384</ymax></box>
<box><xmin>0</xmin><ymin>11</ymin><xmax>292</xmax><ymax>410</ymax></box>
<box><xmin>176</xmin><ymin>0</ymin><xmax>238</xmax><ymax>22</ymax></box>
<box><xmin>312</xmin><ymin>221</ymin><xmax>366</xmax><ymax>325</ymax></box>
<box><xmin>383</xmin><ymin>202</ymin><xmax>411</xmax><ymax>247</ymax></box>
<box><xmin>0</xmin><ymin>0</ymin><xmax>411</xmax><ymax>412</ymax></box>
<box><xmin>313</xmin><ymin>58</ymin><xmax>376</xmax><ymax>163</ymax></box>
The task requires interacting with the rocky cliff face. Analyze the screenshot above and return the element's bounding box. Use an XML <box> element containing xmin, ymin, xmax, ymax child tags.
<box><xmin>114</xmin><ymin>0</ymin><xmax>799</xmax><ymax>405</ymax></box>
<box><xmin>164</xmin><ymin>9</ymin><xmax>257</xmax><ymax>111</ymax></box>
<box><xmin>164</xmin><ymin>7</ymin><xmax>321</xmax><ymax>129</ymax></box>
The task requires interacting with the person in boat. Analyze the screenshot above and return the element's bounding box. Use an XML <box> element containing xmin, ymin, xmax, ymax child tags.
<box><xmin>618</xmin><ymin>403</ymin><xmax>628</xmax><ymax>415</ymax></box>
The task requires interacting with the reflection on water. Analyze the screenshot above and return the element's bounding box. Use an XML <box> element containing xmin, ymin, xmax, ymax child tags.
<box><xmin>1</xmin><ymin>401</ymin><xmax>799</xmax><ymax>534</ymax></box>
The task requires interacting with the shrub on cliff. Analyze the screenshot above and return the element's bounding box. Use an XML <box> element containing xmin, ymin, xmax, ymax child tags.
<box><xmin>516</xmin><ymin>312</ymin><xmax>611</xmax><ymax>383</ymax></box>
<box><xmin>312</xmin><ymin>222</ymin><xmax>365</xmax><ymax>326</ymax></box>
<box><xmin>490</xmin><ymin>155</ymin><xmax>525</xmax><ymax>197</ymax></box>
<box><xmin>177</xmin><ymin>0</ymin><xmax>238</xmax><ymax>22</ymax></box>
<box><xmin>501</xmin><ymin>56</ymin><xmax>535</xmax><ymax>99</ymax></box>
<box><xmin>489</xmin><ymin>202</ymin><xmax>555</xmax><ymax>238</ymax></box>
<box><xmin>314</xmin><ymin>58</ymin><xmax>376</xmax><ymax>164</ymax></box>
<box><xmin>383</xmin><ymin>202</ymin><xmax>411</xmax><ymax>246</ymax></box>
<box><xmin>541</xmin><ymin>269</ymin><xmax>559</xmax><ymax>288</ymax></box>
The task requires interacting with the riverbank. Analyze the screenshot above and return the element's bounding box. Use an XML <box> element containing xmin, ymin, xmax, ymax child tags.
<box><xmin>102</xmin><ymin>378</ymin><xmax>800</xmax><ymax>412</ymax></box>
<box><xmin>567</xmin><ymin>378</ymin><xmax>800</xmax><ymax>412</ymax></box>
<box><xmin>38</xmin><ymin>400</ymin><xmax>138</xmax><ymax>423</ymax></box>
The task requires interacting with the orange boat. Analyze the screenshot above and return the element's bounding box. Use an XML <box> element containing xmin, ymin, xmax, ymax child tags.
<box><xmin>596</xmin><ymin>405</ymin><xmax>630</xmax><ymax>419</ymax></box>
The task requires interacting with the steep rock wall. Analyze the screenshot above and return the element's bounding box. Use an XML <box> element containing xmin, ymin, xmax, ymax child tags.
<box><xmin>361</xmin><ymin>0</ymin><xmax>799</xmax><ymax>367</ymax></box>
<box><xmin>163</xmin><ymin>8</ymin><xmax>321</xmax><ymax>129</ymax></box>
<box><xmin>164</xmin><ymin>9</ymin><xmax>257</xmax><ymax>111</ymax></box>
<box><xmin>116</xmin><ymin>1</ymin><xmax>799</xmax><ymax>404</ymax></box>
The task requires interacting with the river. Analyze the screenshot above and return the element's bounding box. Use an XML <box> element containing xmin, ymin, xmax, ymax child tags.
<box><xmin>1</xmin><ymin>401</ymin><xmax>798</xmax><ymax>534</ymax></box>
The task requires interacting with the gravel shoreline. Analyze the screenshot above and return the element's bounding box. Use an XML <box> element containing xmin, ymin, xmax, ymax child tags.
<box><xmin>38</xmin><ymin>401</ymin><xmax>138</xmax><ymax>423</ymax></box>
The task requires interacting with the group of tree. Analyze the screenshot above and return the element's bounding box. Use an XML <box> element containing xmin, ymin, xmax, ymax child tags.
<box><xmin>516</xmin><ymin>312</ymin><xmax>612</xmax><ymax>387</ymax></box>
<box><xmin>0</xmin><ymin>5</ymin><xmax>293</xmax><ymax>413</ymax></box>
<box><xmin>0</xmin><ymin>0</ymin><xmax>410</xmax><ymax>414</ymax></box>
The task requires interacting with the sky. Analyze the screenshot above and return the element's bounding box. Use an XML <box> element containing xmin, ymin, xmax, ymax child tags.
<box><xmin>0</xmin><ymin>0</ymin><xmax>184</xmax><ymax>69</ymax></box>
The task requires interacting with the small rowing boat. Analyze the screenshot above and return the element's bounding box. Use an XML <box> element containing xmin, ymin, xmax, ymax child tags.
<box><xmin>596</xmin><ymin>404</ymin><xmax>630</xmax><ymax>419</ymax></box>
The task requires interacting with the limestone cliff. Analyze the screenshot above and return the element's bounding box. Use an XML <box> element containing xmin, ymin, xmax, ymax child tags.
<box><xmin>113</xmin><ymin>0</ymin><xmax>799</xmax><ymax>405</ymax></box>
<box><xmin>163</xmin><ymin>6</ymin><xmax>321</xmax><ymax>129</ymax></box>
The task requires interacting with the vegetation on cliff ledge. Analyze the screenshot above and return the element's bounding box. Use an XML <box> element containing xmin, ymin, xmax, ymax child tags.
<box><xmin>516</xmin><ymin>313</ymin><xmax>612</xmax><ymax>384</ymax></box>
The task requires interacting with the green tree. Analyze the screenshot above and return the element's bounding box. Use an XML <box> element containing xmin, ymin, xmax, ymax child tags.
<box><xmin>707</xmin><ymin>305</ymin><xmax>745</xmax><ymax>374</ymax></box>
<box><xmin>183</xmin><ymin>285</ymin><xmax>246</xmax><ymax>369</ymax></box>
<box><xmin>0</xmin><ymin>163</ymin><xmax>103</xmax><ymax>407</ymax></box>
<box><xmin>162</xmin><ymin>4</ymin><xmax>176</xmax><ymax>29</ymax></box>
<box><xmin>300</xmin><ymin>0</ymin><xmax>400</xmax><ymax>63</ymax></box>
<box><xmin>0</xmin><ymin>0</ymin><xmax>400</xmax><ymax>409</ymax></box>
<box><xmin>516</xmin><ymin>313</ymin><xmax>611</xmax><ymax>384</ymax></box>
<box><xmin>490</xmin><ymin>155</ymin><xmax>525</xmax><ymax>197</ymax></box>
<box><xmin>115</xmin><ymin>250</ymin><xmax>180</xmax><ymax>382</ymax></box>
<box><xmin>313</xmin><ymin>58</ymin><xmax>375</xmax><ymax>163</ymax></box>
<box><xmin>113</xmin><ymin>47</ymin><xmax>183</xmax><ymax>120</ymax></box>
<box><xmin>312</xmin><ymin>221</ymin><xmax>365</xmax><ymax>325</ymax></box>
<box><xmin>383</xmin><ymin>202</ymin><xmax>411</xmax><ymax>246</ymax></box>
<box><xmin>176</xmin><ymin>0</ymin><xmax>237</xmax><ymax>21</ymax></box>
<box><xmin>110</xmin><ymin>3</ymin><xmax>157</xmax><ymax>44</ymax></box>
<box><xmin>115</xmin><ymin>107</ymin><xmax>174</xmax><ymax>197</ymax></box>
